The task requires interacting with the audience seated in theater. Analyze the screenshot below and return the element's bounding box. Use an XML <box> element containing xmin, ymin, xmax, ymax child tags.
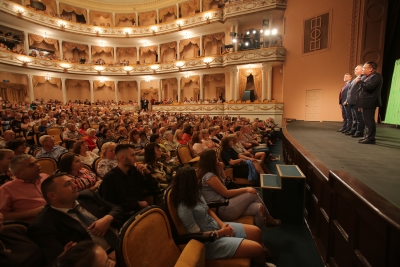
<box><xmin>58</xmin><ymin>154</ymin><xmax>101</xmax><ymax>192</ymax></box>
<box><xmin>73</xmin><ymin>140</ymin><xmax>99</xmax><ymax>166</ymax></box>
<box><xmin>28</xmin><ymin>173</ymin><xmax>124</xmax><ymax>265</ymax></box>
<box><xmin>174</xmin><ymin>129</ymin><xmax>185</xmax><ymax>145</ymax></box>
<box><xmin>139</xmin><ymin>131</ymin><xmax>149</xmax><ymax>148</ymax></box>
<box><xmin>181</xmin><ymin>125</ymin><xmax>193</xmax><ymax>145</ymax></box>
<box><xmin>96</xmin><ymin>142</ymin><xmax>118</xmax><ymax>178</ymax></box>
<box><xmin>84</xmin><ymin>128</ymin><xmax>98</xmax><ymax>153</ymax></box>
<box><xmin>6</xmin><ymin>137</ymin><xmax>29</xmax><ymax>156</ymax></box>
<box><xmin>220</xmin><ymin>136</ymin><xmax>268</xmax><ymax>183</ymax></box>
<box><xmin>79</xmin><ymin>122</ymin><xmax>90</xmax><ymax>136</ymax></box>
<box><xmin>163</xmin><ymin>131</ymin><xmax>179</xmax><ymax>155</ymax></box>
<box><xmin>192</xmin><ymin>131</ymin><xmax>208</xmax><ymax>156</ymax></box>
<box><xmin>63</xmin><ymin>123</ymin><xmax>82</xmax><ymax>149</ymax></box>
<box><xmin>0</xmin><ymin>154</ymin><xmax>48</xmax><ymax>222</ymax></box>
<box><xmin>128</xmin><ymin>128</ymin><xmax>145</xmax><ymax>162</ymax></box>
<box><xmin>144</xmin><ymin>142</ymin><xmax>172</xmax><ymax>188</ymax></box>
<box><xmin>0</xmin><ymin>149</ymin><xmax>14</xmax><ymax>186</ymax></box>
<box><xmin>198</xmin><ymin>149</ymin><xmax>280</xmax><ymax>230</ymax></box>
<box><xmin>99</xmin><ymin>144</ymin><xmax>159</xmax><ymax>218</ymax></box>
<box><xmin>0</xmin><ymin>130</ymin><xmax>15</xmax><ymax>148</ymax></box>
<box><xmin>100</xmin><ymin>128</ymin><xmax>115</xmax><ymax>147</ymax></box>
<box><xmin>51</xmin><ymin>240</ymin><xmax>116</xmax><ymax>267</ymax></box>
<box><xmin>171</xmin><ymin>167</ymin><xmax>274</xmax><ymax>266</ymax></box>
<box><xmin>36</xmin><ymin>135</ymin><xmax>68</xmax><ymax>161</ymax></box>
<box><xmin>149</xmin><ymin>134</ymin><xmax>173</xmax><ymax>164</ymax></box>
<box><xmin>201</xmin><ymin>128</ymin><xmax>218</xmax><ymax>149</ymax></box>
<box><xmin>0</xmin><ymin>212</ymin><xmax>43</xmax><ymax>267</ymax></box>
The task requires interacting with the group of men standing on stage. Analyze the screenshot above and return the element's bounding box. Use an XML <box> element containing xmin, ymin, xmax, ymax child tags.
<box><xmin>338</xmin><ymin>61</ymin><xmax>383</xmax><ymax>144</ymax></box>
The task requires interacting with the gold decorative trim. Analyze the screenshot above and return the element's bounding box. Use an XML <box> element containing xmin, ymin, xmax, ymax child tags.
<box><xmin>0</xmin><ymin>0</ymin><xmax>286</xmax><ymax>37</ymax></box>
<box><xmin>0</xmin><ymin>47</ymin><xmax>285</xmax><ymax>76</ymax></box>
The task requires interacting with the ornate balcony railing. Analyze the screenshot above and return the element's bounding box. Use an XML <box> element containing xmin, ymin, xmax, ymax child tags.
<box><xmin>0</xmin><ymin>0</ymin><xmax>287</xmax><ymax>38</ymax></box>
<box><xmin>0</xmin><ymin>47</ymin><xmax>286</xmax><ymax>75</ymax></box>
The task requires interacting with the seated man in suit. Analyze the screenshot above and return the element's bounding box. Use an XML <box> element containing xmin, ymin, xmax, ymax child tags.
<box><xmin>0</xmin><ymin>154</ymin><xmax>48</xmax><ymax>222</ymax></box>
<box><xmin>28</xmin><ymin>173</ymin><xmax>124</xmax><ymax>265</ymax></box>
<box><xmin>99</xmin><ymin>144</ymin><xmax>159</xmax><ymax>218</ymax></box>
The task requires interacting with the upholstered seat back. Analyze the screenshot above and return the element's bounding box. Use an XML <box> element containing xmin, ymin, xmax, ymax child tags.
<box><xmin>118</xmin><ymin>207</ymin><xmax>184</xmax><ymax>267</ymax></box>
<box><xmin>36</xmin><ymin>157</ymin><xmax>57</xmax><ymax>175</ymax></box>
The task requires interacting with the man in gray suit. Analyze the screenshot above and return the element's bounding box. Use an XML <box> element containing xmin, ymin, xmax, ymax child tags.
<box><xmin>355</xmin><ymin>62</ymin><xmax>383</xmax><ymax>144</ymax></box>
<box><xmin>343</xmin><ymin>64</ymin><xmax>365</xmax><ymax>137</ymax></box>
<box><xmin>337</xmin><ymin>73</ymin><xmax>352</xmax><ymax>132</ymax></box>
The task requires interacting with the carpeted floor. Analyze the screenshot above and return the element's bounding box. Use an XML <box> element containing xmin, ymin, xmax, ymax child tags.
<box><xmin>259</xmin><ymin>130</ymin><xmax>324</xmax><ymax>267</ymax></box>
<box><xmin>286</xmin><ymin>121</ymin><xmax>400</xmax><ymax>208</ymax></box>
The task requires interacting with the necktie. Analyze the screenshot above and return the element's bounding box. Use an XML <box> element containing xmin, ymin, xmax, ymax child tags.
<box><xmin>68</xmin><ymin>205</ymin><xmax>118</xmax><ymax>249</ymax></box>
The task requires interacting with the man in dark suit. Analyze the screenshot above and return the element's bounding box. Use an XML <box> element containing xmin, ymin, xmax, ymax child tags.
<box><xmin>343</xmin><ymin>64</ymin><xmax>365</xmax><ymax>137</ymax></box>
<box><xmin>355</xmin><ymin>61</ymin><xmax>383</xmax><ymax>144</ymax></box>
<box><xmin>141</xmin><ymin>97</ymin><xmax>149</xmax><ymax>111</ymax></box>
<box><xmin>337</xmin><ymin>73</ymin><xmax>353</xmax><ymax>132</ymax></box>
<box><xmin>28</xmin><ymin>173</ymin><xmax>124</xmax><ymax>265</ymax></box>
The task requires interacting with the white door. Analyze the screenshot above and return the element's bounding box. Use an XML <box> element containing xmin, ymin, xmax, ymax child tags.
<box><xmin>305</xmin><ymin>89</ymin><xmax>321</xmax><ymax>121</ymax></box>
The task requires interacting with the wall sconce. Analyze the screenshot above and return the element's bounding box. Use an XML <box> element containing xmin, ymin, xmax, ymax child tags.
<box><xmin>18</xmin><ymin>56</ymin><xmax>31</xmax><ymax>67</ymax></box>
<box><xmin>124</xmin><ymin>28</ymin><xmax>131</xmax><ymax>37</ymax></box>
<box><xmin>177</xmin><ymin>21</ymin><xmax>183</xmax><ymax>31</ymax></box>
<box><xmin>145</xmin><ymin>76</ymin><xmax>151</xmax><ymax>82</ymax></box>
<box><xmin>184</xmin><ymin>72</ymin><xmax>189</xmax><ymax>78</ymax></box>
<box><xmin>99</xmin><ymin>77</ymin><xmax>105</xmax><ymax>83</ymax></box>
<box><xmin>45</xmin><ymin>74</ymin><xmax>51</xmax><ymax>81</ymax></box>
<box><xmin>203</xmin><ymin>58</ymin><xmax>213</xmax><ymax>68</ymax></box>
<box><xmin>94</xmin><ymin>66</ymin><xmax>104</xmax><ymax>75</ymax></box>
<box><xmin>150</xmin><ymin>64</ymin><xmax>160</xmax><ymax>74</ymax></box>
<box><xmin>15</xmin><ymin>6</ymin><xmax>24</xmax><ymax>17</ymax></box>
<box><xmin>175</xmin><ymin>61</ymin><xmax>185</xmax><ymax>71</ymax></box>
<box><xmin>60</xmin><ymin>63</ymin><xmax>71</xmax><ymax>73</ymax></box>
<box><xmin>94</xmin><ymin>28</ymin><xmax>101</xmax><ymax>37</ymax></box>
<box><xmin>124</xmin><ymin>66</ymin><xmax>133</xmax><ymax>75</ymax></box>
<box><xmin>204</xmin><ymin>13</ymin><xmax>211</xmax><ymax>24</ymax></box>
<box><xmin>151</xmin><ymin>26</ymin><xmax>157</xmax><ymax>36</ymax></box>
<box><xmin>59</xmin><ymin>21</ymin><xmax>66</xmax><ymax>31</ymax></box>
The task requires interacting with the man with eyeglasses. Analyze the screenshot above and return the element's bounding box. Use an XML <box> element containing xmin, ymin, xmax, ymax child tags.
<box><xmin>36</xmin><ymin>135</ymin><xmax>68</xmax><ymax>161</ymax></box>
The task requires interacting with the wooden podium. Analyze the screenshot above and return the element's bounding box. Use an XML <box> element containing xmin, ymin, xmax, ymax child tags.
<box><xmin>261</xmin><ymin>164</ymin><xmax>306</xmax><ymax>225</ymax></box>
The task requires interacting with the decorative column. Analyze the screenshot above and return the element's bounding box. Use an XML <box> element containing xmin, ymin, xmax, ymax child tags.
<box><xmin>156</xmin><ymin>9</ymin><xmax>159</xmax><ymax>24</ymax></box>
<box><xmin>230</xmin><ymin>20</ymin><xmax>238</xmax><ymax>52</ymax></box>
<box><xmin>158</xmin><ymin>79</ymin><xmax>162</xmax><ymax>101</ymax></box>
<box><xmin>113</xmin><ymin>47</ymin><xmax>117</xmax><ymax>63</ymax></box>
<box><xmin>88</xmin><ymin>45</ymin><xmax>92</xmax><ymax>62</ymax></box>
<box><xmin>177</xmin><ymin>42</ymin><xmax>180</xmax><ymax>60</ymax></box>
<box><xmin>112</xmin><ymin>12</ymin><xmax>116</xmax><ymax>26</ymax></box>
<box><xmin>136</xmin><ymin>47</ymin><xmax>140</xmax><ymax>62</ymax></box>
<box><xmin>261</xmin><ymin>63</ymin><xmax>268</xmax><ymax>101</ymax></box>
<box><xmin>56</xmin><ymin>0</ymin><xmax>60</xmax><ymax>15</ymax></box>
<box><xmin>115</xmin><ymin>81</ymin><xmax>119</xmax><ymax>103</ymax></box>
<box><xmin>28</xmin><ymin>74</ymin><xmax>34</xmax><ymax>102</ymax></box>
<box><xmin>235</xmin><ymin>67</ymin><xmax>239</xmax><ymax>101</ymax></box>
<box><xmin>176</xmin><ymin>3</ymin><xmax>180</xmax><ymax>18</ymax></box>
<box><xmin>61</xmin><ymin>78</ymin><xmax>67</xmax><ymax>104</ymax></box>
<box><xmin>199</xmin><ymin>74</ymin><xmax>204</xmax><ymax>100</ymax></box>
<box><xmin>21</xmin><ymin>0</ymin><xmax>25</xmax><ymax>7</ymax></box>
<box><xmin>86</xmin><ymin>9</ymin><xmax>90</xmax><ymax>24</ymax></box>
<box><xmin>177</xmin><ymin>77</ymin><xmax>181</xmax><ymax>102</ymax></box>
<box><xmin>157</xmin><ymin>45</ymin><xmax>161</xmax><ymax>63</ymax></box>
<box><xmin>89</xmin><ymin>80</ymin><xmax>94</xmax><ymax>103</ymax></box>
<box><xmin>199</xmin><ymin>35</ymin><xmax>203</xmax><ymax>57</ymax></box>
<box><xmin>229</xmin><ymin>67</ymin><xmax>235</xmax><ymax>101</ymax></box>
<box><xmin>24</xmin><ymin>32</ymin><xmax>29</xmax><ymax>55</ymax></box>
<box><xmin>137</xmin><ymin>80</ymin><xmax>141</xmax><ymax>104</ymax></box>
<box><xmin>59</xmin><ymin>41</ymin><xmax>63</xmax><ymax>60</ymax></box>
<box><xmin>136</xmin><ymin>13</ymin><xmax>139</xmax><ymax>26</ymax></box>
<box><xmin>267</xmin><ymin>64</ymin><xmax>273</xmax><ymax>101</ymax></box>
<box><xmin>200</xmin><ymin>0</ymin><xmax>203</xmax><ymax>12</ymax></box>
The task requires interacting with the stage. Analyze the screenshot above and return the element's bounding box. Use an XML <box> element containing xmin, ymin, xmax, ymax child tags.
<box><xmin>286</xmin><ymin>121</ymin><xmax>400</xmax><ymax>208</ymax></box>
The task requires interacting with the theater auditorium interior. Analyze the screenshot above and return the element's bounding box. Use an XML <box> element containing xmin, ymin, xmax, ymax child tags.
<box><xmin>0</xmin><ymin>0</ymin><xmax>399</xmax><ymax>266</ymax></box>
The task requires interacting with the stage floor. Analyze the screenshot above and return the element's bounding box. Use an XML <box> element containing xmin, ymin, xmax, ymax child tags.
<box><xmin>286</xmin><ymin>121</ymin><xmax>400</xmax><ymax>208</ymax></box>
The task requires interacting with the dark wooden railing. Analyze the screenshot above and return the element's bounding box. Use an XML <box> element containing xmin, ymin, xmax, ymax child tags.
<box><xmin>282</xmin><ymin>127</ymin><xmax>400</xmax><ymax>267</ymax></box>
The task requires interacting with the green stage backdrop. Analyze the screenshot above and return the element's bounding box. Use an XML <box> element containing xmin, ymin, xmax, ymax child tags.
<box><xmin>385</xmin><ymin>59</ymin><xmax>400</xmax><ymax>125</ymax></box>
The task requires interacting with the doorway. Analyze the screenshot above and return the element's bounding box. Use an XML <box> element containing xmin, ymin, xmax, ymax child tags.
<box><xmin>305</xmin><ymin>89</ymin><xmax>321</xmax><ymax>121</ymax></box>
